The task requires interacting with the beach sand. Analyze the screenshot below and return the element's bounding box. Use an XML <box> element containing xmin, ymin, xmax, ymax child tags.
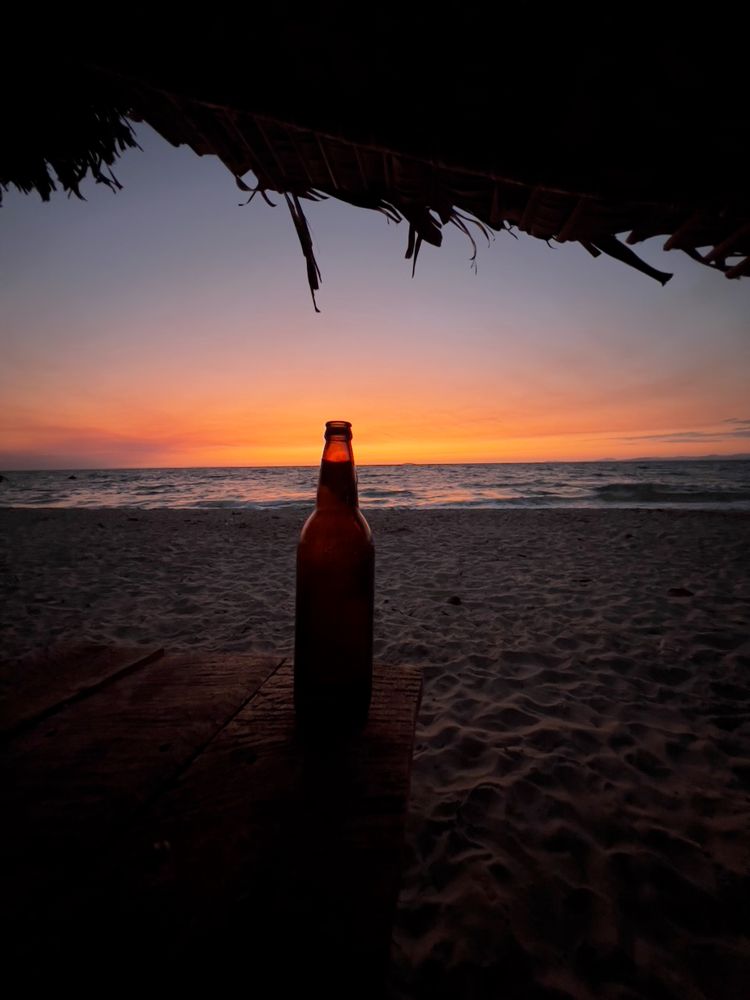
<box><xmin>2</xmin><ymin>507</ymin><xmax>749</xmax><ymax>998</ymax></box>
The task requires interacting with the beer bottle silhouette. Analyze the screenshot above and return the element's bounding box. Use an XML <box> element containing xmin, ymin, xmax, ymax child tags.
<box><xmin>294</xmin><ymin>421</ymin><xmax>374</xmax><ymax>733</ymax></box>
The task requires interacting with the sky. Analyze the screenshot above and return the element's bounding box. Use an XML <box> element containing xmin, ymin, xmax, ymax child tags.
<box><xmin>1</xmin><ymin>125</ymin><xmax>749</xmax><ymax>469</ymax></box>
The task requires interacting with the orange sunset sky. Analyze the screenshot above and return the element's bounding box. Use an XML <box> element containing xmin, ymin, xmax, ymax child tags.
<box><xmin>2</xmin><ymin>126</ymin><xmax>749</xmax><ymax>469</ymax></box>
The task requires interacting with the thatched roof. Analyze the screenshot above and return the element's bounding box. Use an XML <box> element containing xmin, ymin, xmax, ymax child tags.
<box><xmin>3</xmin><ymin>16</ymin><xmax>749</xmax><ymax>308</ymax></box>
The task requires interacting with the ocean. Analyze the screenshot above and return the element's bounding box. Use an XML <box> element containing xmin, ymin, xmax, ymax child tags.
<box><xmin>2</xmin><ymin>460</ymin><xmax>750</xmax><ymax>510</ymax></box>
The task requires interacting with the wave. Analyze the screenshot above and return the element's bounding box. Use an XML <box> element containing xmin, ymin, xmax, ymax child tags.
<box><xmin>133</xmin><ymin>485</ymin><xmax>187</xmax><ymax>495</ymax></box>
<box><xmin>359</xmin><ymin>488</ymin><xmax>417</xmax><ymax>499</ymax></box>
<box><xmin>185</xmin><ymin>498</ymin><xmax>309</xmax><ymax>509</ymax></box>
<box><xmin>592</xmin><ymin>482</ymin><xmax>750</xmax><ymax>504</ymax></box>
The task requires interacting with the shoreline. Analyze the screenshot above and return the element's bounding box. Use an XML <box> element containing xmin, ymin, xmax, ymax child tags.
<box><xmin>2</xmin><ymin>506</ymin><xmax>749</xmax><ymax>997</ymax></box>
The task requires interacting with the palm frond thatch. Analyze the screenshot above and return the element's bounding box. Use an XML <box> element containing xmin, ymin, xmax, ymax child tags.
<box><xmin>3</xmin><ymin>20</ymin><xmax>748</xmax><ymax>303</ymax></box>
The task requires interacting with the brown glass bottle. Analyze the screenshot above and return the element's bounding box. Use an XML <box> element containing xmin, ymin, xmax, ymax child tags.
<box><xmin>294</xmin><ymin>420</ymin><xmax>374</xmax><ymax>733</ymax></box>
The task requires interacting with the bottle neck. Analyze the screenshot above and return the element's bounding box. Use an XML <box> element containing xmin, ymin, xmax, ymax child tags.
<box><xmin>316</xmin><ymin>436</ymin><xmax>359</xmax><ymax>509</ymax></box>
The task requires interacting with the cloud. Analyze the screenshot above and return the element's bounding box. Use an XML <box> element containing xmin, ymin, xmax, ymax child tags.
<box><xmin>722</xmin><ymin>418</ymin><xmax>750</xmax><ymax>428</ymax></box>
<box><xmin>620</xmin><ymin>427</ymin><xmax>750</xmax><ymax>443</ymax></box>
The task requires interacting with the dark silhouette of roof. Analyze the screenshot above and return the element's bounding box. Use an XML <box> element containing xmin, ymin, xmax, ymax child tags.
<box><xmin>3</xmin><ymin>14</ymin><xmax>748</xmax><ymax>307</ymax></box>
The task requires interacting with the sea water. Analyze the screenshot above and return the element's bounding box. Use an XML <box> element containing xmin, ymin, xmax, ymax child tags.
<box><xmin>2</xmin><ymin>460</ymin><xmax>749</xmax><ymax>511</ymax></box>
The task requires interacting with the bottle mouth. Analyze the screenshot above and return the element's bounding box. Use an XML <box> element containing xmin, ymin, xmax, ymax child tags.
<box><xmin>325</xmin><ymin>420</ymin><xmax>353</xmax><ymax>440</ymax></box>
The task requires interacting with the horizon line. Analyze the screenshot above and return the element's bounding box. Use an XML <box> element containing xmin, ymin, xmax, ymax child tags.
<box><xmin>3</xmin><ymin>453</ymin><xmax>750</xmax><ymax>473</ymax></box>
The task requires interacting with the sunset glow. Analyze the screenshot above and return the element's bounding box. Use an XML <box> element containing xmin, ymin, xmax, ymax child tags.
<box><xmin>2</xmin><ymin>127</ymin><xmax>749</xmax><ymax>470</ymax></box>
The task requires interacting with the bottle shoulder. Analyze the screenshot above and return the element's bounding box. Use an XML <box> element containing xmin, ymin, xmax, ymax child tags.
<box><xmin>299</xmin><ymin>506</ymin><xmax>373</xmax><ymax>545</ymax></box>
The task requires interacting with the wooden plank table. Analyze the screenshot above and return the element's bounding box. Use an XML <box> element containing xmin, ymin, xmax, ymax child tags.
<box><xmin>0</xmin><ymin>645</ymin><xmax>422</xmax><ymax>995</ymax></box>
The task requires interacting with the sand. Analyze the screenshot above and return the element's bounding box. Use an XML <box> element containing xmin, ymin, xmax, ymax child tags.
<box><xmin>1</xmin><ymin>506</ymin><xmax>749</xmax><ymax>998</ymax></box>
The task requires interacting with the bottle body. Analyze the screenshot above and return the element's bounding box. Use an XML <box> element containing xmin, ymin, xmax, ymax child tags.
<box><xmin>294</xmin><ymin>422</ymin><xmax>374</xmax><ymax>733</ymax></box>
